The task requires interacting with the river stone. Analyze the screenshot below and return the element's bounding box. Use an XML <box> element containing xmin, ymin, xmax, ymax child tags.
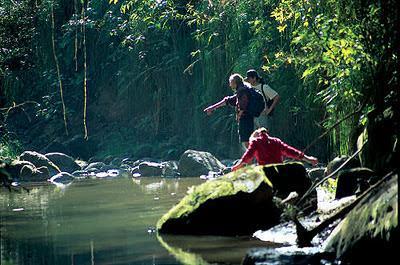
<box><xmin>20</xmin><ymin>165</ymin><xmax>50</xmax><ymax>181</ymax></box>
<box><xmin>48</xmin><ymin>172</ymin><xmax>75</xmax><ymax>184</ymax></box>
<box><xmin>242</xmin><ymin>247</ymin><xmax>335</xmax><ymax>265</ymax></box>
<box><xmin>45</xmin><ymin>152</ymin><xmax>81</xmax><ymax>173</ymax></box>
<box><xmin>137</xmin><ymin>161</ymin><xmax>163</xmax><ymax>176</ymax></box>
<box><xmin>178</xmin><ymin>149</ymin><xmax>226</xmax><ymax>177</ymax></box>
<box><xmin>335</xmin><ymin>167</ymin><xmax>376</xmax><ymax>199</ymax></box>
<box><xmin>323</xmin><ymin>173</ymin><xmax>398</xmax><ymax>262</ymax></box>
<box><xmin>19</xmin><ymin>151</ymin><xmax>60</xmax><ymax>176</ymax></box>
<box><xmin>161</xmin><ymin>161</ymin><xmax>180</xmax><ymax>178</ymax></box>
<box><xmin>157</xmin><ymin>165</ymin><xmax>280</xmax><ymax>236</ymax></box>
<box><xmin>263</xmin><ymin>162</ymin><xmax>312</xmax><ymax>199</ymax></box>
<box><xmin>6</xmin><ymin>160</ymin><xmax>36</xmax><ymax>178</ymax></box>
<box><xmin>85</xmin><ymin>162</ymin><xmax>106</xmax><ymax>171</ymax></box>
<box><xmin>307</xmin><ymin>167</ymin><xmax>326</xmax><ymax>182</ymax></box>
<box><xmin>325</xmin><ymin>155</ymin><xmax>360</xmax><ymax>178</ymax></box>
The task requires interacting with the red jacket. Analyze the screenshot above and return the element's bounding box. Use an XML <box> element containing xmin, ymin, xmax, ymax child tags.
<box><xmin>241</xmin><ymin>133</ymin><xmax>304</xmax><ymax>165</ymax></box>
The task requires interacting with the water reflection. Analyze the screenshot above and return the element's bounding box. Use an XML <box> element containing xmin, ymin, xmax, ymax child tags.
<box><xmin>1</xmin><ymin>178</ymin><xmax>199</xmax><ymax>265</ymax></box>
<box><xmin>1</xmin><ymin>177</ymin><xmax>283</xmax><ymax>265</ymax></box>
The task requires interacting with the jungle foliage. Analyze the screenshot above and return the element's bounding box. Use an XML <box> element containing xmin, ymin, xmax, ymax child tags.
<box><xmin>0</xmin><ymin>0</ymin><xmax>398</xmax><ymax>168</ymax></box>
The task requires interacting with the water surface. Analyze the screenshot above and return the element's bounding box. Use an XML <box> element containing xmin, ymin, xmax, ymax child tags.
<box><xmin>1</xmin><ymin>177</ymin><xmax>274</xmax><ymax>265</ymax></box>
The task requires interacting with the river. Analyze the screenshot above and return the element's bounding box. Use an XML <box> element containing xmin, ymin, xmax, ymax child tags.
<box><xmin>0</xmin><ymin>177</ymin><xmax>277</xmax><ymax>265</ymax></box>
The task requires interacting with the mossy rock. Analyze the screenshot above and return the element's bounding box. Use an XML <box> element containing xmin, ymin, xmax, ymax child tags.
<box><xmin>157</xmin><ymin>165</ymin><xmax>281</xmax><ymax>236</ymax></box>
<box><xmin>323</xmin><ymin>173</ymin><xmax>398</xmax><ymax>262</ymax></box>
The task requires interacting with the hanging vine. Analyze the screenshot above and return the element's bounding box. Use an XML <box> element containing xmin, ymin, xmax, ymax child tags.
<box><xmin>51</xmin><ymin>0</ymin><xmax>68</xmax><ymax>136</ymax></box>
<box><xmin>74</xmin><ymin>0</ymin><xmax>78</xmax><ymax>72</ymax></box>
<box><xmin>82</xmin><ymin>0</ymin><xmax>88</xmax><ymax>140</ymax></box>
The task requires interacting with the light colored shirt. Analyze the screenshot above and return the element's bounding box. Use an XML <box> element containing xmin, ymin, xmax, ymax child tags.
<box><xmin>253</xmin><ymin>83</ymin><xmax>278</xmax><ymax>100</ymax></box>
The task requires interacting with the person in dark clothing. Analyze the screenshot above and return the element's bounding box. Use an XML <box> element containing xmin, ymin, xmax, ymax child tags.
<box><xmin>204</xmin><ymin>73</ymin><xmax>254</xmax><ymax>148</ymax></box>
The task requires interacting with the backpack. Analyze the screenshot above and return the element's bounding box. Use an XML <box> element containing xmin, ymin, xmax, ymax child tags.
<box><xmin>246</xmin><ymin>87</ymin><xmax>266</xmax><ymax>117</ymax></box>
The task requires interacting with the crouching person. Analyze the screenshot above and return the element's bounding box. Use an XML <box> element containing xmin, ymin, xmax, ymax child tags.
<box><xmin>232</xmin><ymin>127</ymin><xmax>318</xmax><ymax>171</ymax></box>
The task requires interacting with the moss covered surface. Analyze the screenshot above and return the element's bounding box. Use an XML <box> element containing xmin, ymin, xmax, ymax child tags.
<box><xmin>157</xmin><ymin>234</ymin><xmax>209</xmax><ymax>265</ymax></box>
<box><xmin>157</xmin><ymin>163</ymin><xmax>309</xmax><ymax>236</ymax></box>
<box><xmin>323</xmin><ymin>173</ymin><xmax>398</xmax><ymax>261</ymax></box>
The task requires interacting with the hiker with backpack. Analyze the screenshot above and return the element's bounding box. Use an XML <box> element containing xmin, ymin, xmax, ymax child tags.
<box><xmin>245</xmin><ymin>69</ymin><xmax>280</xmax><ymax>131</ymax></box>
<box><xmin>231</xmin><ymin>127</ymin><xmax>318</xmax><ymax>171</ymax></box>
<box><xmin>204</xmin><ymin>73</ymin><xmax>263</xmax><ymax>149</ymax></box>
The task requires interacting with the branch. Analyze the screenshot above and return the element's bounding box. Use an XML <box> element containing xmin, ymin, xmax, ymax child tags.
<box><xmin>294</xmin><ymin>170</ymin><xmax>395</xmax><ymax>247</ymax></box>
<box><xmin>296</xmin><ymin>140</ymin><xmax>367</xmax><ymax>207</ymax></box>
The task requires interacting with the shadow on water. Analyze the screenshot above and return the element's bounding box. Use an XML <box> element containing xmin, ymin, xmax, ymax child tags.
<box><xmin>157</xmin><ymin>233</ymin><xmax>280</xmax><ymax>265</ymax></box>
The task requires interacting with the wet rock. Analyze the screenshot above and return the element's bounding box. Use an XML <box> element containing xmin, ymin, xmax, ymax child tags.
<box><xmin>242</xmin><ymin>247</ymin><xmax>335</xmax><ymax>265</ymax></box>
<box><xmin>325</xmin><ymin>155</ymin><xmax>360</xmax><ymax>178</ymax></box>
<box><xmin>48</xmin><ymin>172</ymin><xmax>74</xmax><ymax>185</ymax></box>
<box><xmin>45</xmin><ymin>152</ymin><xmax>81</xmax><ymax>173</ymax></box>
<box><xmin>323</xmin><ymin>173</ymin><xmax>398</xmax><ymax>263</ymax></box>
<box><xmin>75</xmin><ymin>159</ymin><xmax>88</xmax><ymax>169</ymax></box>
<box><xmin>161</xmin><ymin>161</ymin><xmax>180</xmax><ymax>178</ymax></box>
<box><xmin>335</xmin><ymin>167</ymin><xmax>376</xmax><ymax>199</ymax></box>
<box><xmin>263</xmin><ymin>162</ymin><xmax>312</xmax><ymax>199</ymax></box>
<box><xmin>157</xmin><ymin>165</ymin><xmax>280</xmax><ymax>236</ymax></box>
<box><xmin>72</xmin><ymin>170</ymin><xmax>89</xmax><ymax>178</ymax></box>
<box><xmin>19</xmin><ymin>151</ymin><xmax>60</xmax><ymax>176</ymax></box>
<box><xmin>138</xmin><ymin>162</ymin><xmax>163</xmax><ymax>177</ymax></box>
<box><xmin>20</xmin><ymin>165</ymin><xmax>50</xmax><ymax>181</ymax></box>
<box><xmin>85</xmin><ymin>162</ymin><xmax>106</xmax><ymax>171</ymax></box>
<box><xmin>6</xmin><ymin>160</ymin><xmax>36</xmax><ymax>178</ymax></box>
<box><xmin>178</xmin><ymin>150</ymin><xmax>226</xmax><ymax>177</ymax></box>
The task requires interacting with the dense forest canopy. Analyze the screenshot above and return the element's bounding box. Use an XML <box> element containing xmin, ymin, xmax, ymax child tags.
<box><xmin>0</xmin><ymin>0</ymin><xmax>398</xmax><ymax>173</ymax></box>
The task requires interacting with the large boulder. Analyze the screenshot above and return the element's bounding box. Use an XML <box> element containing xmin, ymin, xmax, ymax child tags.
<box><xmin>335</xmin><ymin>167</ymin><xmax>377</xmax><ymax>199</ymax></box>
<box><xmin>323</xmin><ymin>173</ymin><xmax>398</xmax><ymax>263</ymax></box>
<box><xmin>19</xmin><ymin>165</ymin><xmax>50</xmax><ymax>181</ymax></box>
<box><xmin>6</xmin><ymin>160</ymin><xmax>36</xmax><ymax>178</ymax></box>
<box><xmin>85</xmin><ymin>162</ymin><xmax>106</xmax><ymax>171</ymax></box>
<box><xmin>138</xmin><ymin>161</ymin><xmax>163</xmax><ymax>176</ymax></box>
<box><xmin>178</xmin><ymin>150</ymin><xmax>226</xmax><ymax>177</ymax></box>
<box><xmin>19</xmin><ymin>151</ymin><xmax>60</xmax><ymax>176</ymax></box>
<box><xmin>157</xmin><ymin>165</ymin><xmax>280</xmax><ymax>236</ymax></box>
<box><xmin>161</xmin><ymin>161</ymin><xmax>180</xmax><ymax>178</ymax></box>
<box><xmin>263</xmin><ymin>162</ymin><xmax>313</xmax><ymax>199</ymax></box>
<box><xmin>325</xmin><ymin>155</ymin><xmax>360</xmax><ymax>177</ymax></box>
<box><xmin>48</xmin><ymin>172</ymin><xmax>75</xmax><ymax>185</ymax></box>
<box><xmin>45</xmin><ymin>152</ymin><xmax>81</xmax><ymax>173</ymax></box>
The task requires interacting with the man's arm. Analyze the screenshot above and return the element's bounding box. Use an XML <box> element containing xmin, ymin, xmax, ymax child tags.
<box><xmin>203</xmin><ymin>95</ymin><xmax>236</xmax><ymax>115</ymax></box>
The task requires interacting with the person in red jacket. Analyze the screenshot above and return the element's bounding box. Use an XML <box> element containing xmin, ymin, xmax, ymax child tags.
<box><xmin>232</xmin><ymin>127</ymin><xmax>318</xmax><ymax>171</ymax></box>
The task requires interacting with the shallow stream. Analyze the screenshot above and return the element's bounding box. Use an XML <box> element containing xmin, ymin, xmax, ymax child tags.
<box><xmin>1</xmin><ymin>177</ymin><xmax>279</xmax><ymax>265</ymax></box>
